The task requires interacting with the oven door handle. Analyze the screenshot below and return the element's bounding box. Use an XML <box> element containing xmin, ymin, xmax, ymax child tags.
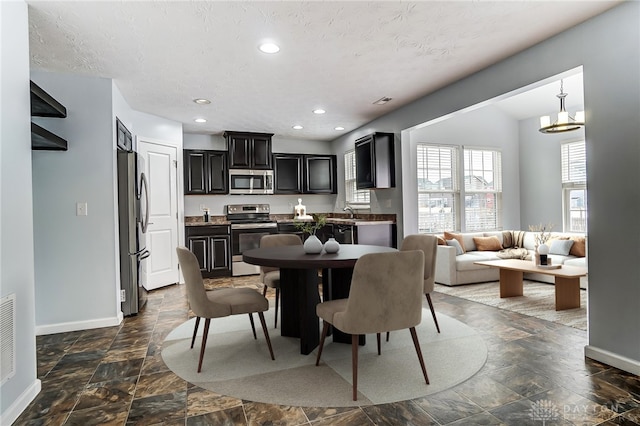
<box><xmin>231</xmin><ymin>223</ymin><xmax>278</xmax><ymax>230</ymax></box>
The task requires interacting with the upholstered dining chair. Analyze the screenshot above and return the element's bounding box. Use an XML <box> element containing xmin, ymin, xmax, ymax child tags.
<box><xmin>176</xmin><ymin>246</ymin><xmax>275</xmax><ymax>373</ymax></box>
<box><xmin>259</xmin><ymin>234</ymin><xmax>303</xmax><ymax>328</ymax></box>
<box><xmin>383</xmin><ymin>234</ymin><xmax>440</xmax><ymax>344</ymax></box>
<box><xmin>315</xmin><ymin>250</ymin><xmax>429</xmax><ymax>401</ymax></box>
<box><xmin>401</xmin><ymin>234</ymin><xmax>440</xmax><ymax>332</ymax></box>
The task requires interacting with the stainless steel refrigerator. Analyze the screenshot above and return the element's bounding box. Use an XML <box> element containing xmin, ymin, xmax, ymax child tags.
<box><xmin>117</xmin><ymin>150</ymin><xmax>150</xmax><ymax>316</ymax></box>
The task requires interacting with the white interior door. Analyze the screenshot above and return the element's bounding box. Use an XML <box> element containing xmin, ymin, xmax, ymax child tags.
<box><xmin>137</xmin><ymin>139</ymin><xmax>179</xmax><ymax>290</ymax></box>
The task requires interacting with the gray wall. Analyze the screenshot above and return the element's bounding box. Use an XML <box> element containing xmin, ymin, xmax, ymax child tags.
<box><xmin>519</xmin><ymin>115</ymin><xmax>585</xmax><ymax>230</ymax></box>
<box><xmin>0</xmin><ymin>2</ymin><xmax>40</xmax><ymax>422</ymax></box>
<box><xmin>182</xmin><ymin>133</ymin><xmax>336</xmax><ymax>216</ymax></box>
<box><xmin>31</xmin><ymin>72</ymin><xmax>121</xmax><ymax>332</ymax></box>
<box><xmin>330</xmin><ymin>2</ymin><xmax>640</xmax><ymax>372</ymax></box>
<box><xmin>405</xmin><ymin>105</ymin><xmax>521</xmax><ymax>234</ymax></box>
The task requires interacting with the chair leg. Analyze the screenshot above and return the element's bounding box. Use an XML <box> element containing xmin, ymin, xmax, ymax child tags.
<box><xmin>409</xmin><ymin>326</ymin><xmax>429</xmax><ymax>384</ymax></box>
<box><xmin>386</xmin><ymin>331</ymin><xmax>390</xmax><ymax>342</ymax></box>
<box><xmin>258</xmin><ymin>312</ymin><xmax>275</xmax><ymax>360</ymax></box>
<box><xmin>262</xmin><ymin>285</ymin><xmax>268</xmax><ymax>296</ymax></box>
<box><xmin>315</xmin><ymin>321</ymin><xmax>330</xmax><ymax>366</ymax></box>
<box><xmin>191</xmin><ymin>317</ymin><xmax>201</xmax><ymax>349</ymax></box>
<box><xmin>249</xmin><ymin>313</ymin><xmax>257</xmax><ymax>340</ymax></box>
<box><xmin>425</xmin><ymin>293</ymin><xmax>441</xmax><ymax>333</ymax></box>
<box><xmin>274</xmin><ymin>287</ymin><xmax>280</xmax><ymax>329</ymax></box>
<box><xmin>376</xmin><ymin>333</ymin><xmax>381</xmax><ymax>355</ymax></box>
<box><xmin>352</xmin><ymin>334</ymin><xmax>359</xmax><ymax>401</ymax></box>
<box><xmin>197</xmin><ymin>318</ymin><xmax>211</xmax><ymax>373</ymax></box>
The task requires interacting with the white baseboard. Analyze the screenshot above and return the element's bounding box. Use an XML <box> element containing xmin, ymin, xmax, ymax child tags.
<box><xmin>35</xmin><ymin>314</ymin><xmax>123</xmax><ymax>336</ymax></box>
<box><xmin>0</xmin><ymin>379</ymin><xmax>41</xmax><ymax>425</ymax></box>
<box><xmin>585</xmin><ymin>345</ymin><xmax>640</xmax><ymax>375</ymax></box>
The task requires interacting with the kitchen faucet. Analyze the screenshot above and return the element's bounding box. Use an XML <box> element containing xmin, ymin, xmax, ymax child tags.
<box><xmin>343</xmin><ymin>205</ymin><xmax>355</xmax><ymax>218</ymax></box>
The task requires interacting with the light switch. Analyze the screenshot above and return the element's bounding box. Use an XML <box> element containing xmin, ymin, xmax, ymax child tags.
<box><xmin>76</xmin><ymin>202</ymin><xmax>88</xmax><ymax>216</ymax></box>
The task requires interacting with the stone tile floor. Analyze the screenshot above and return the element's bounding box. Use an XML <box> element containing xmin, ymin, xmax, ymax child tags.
<box><xmin>15</xmin><ymin>276</ymin><xmax>640</xmax><ymax>425</ymax></box>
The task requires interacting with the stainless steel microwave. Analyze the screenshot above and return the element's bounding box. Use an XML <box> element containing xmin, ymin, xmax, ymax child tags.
<box><xmin>229</xmin><ymin>169</ymin><xmax>274</xmax><ymax>195</ymax></box>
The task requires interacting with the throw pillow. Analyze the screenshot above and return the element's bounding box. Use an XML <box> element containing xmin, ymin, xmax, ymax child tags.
<box><xmin>502</xmin><ymin>231</ymin><xmax>514</xmax><ymax>248</ymax></box>
<box><xmin>549</xmin><ymin>239</ymin><xmax>574</xmax><ymax>256</ymax></box>
<box><xmin>444</xmin><ymin>231</ymin><xmax>466</xmax><ymax>253</ymax></box>
<box><xmin>436</xmin><ymin>236</ymin><xmax>446</xmax><ymax>246</ymax></box>
<box><xmin>569</xmin><ymin>237</ymin><xmax>586</xmax><ymax>257</ymax></box>
<box><xmin>473</xmin><ymin>236</ymin><xmax>503</xmax><ymax>251</ymax></box>
<box><xmin>446</xmin><ymin>239</ymin><xmax>464</xmax><ymax>255</ymax></box>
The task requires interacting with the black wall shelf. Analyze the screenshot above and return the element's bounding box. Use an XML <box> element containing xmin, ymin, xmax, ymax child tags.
<box><xmin>30</xmin><ymin>80</ymin><xmax>68</xmax><ymax>150</ymax></box>
<box><xmin>31</xmin><ymin>123</ymin><xmax>68</xmax><ymax>151</ymax></box>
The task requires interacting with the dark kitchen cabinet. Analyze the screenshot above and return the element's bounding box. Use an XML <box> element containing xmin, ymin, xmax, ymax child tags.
<box><xmin>184</xmin><ymin>150</ymin><xmax>228</xmax><ymax>194</ymax></box>
<box><xmin>185</xmin><ymin>225</ymin><xmax>231</xmax><ymax>278</ymax></box>
<box><xmin>274</xmin><ymin>154</ymin><xmax>303</xmax><ymax>193</ymax></box>
<box><xmin>224</xmin><ymin>131</ymin><xmax>273</xmax><ymax>169</ymax></box>
<box><xmin>355</xmin><ymin>132</ymin><xmax>395</xmax><ymax>189</ymax></box>
<box><xmin>273</xmin><ymin>153</ymin><xmax>337</xmax><ymax>194</ymax></box>
<box><xmin>304</xmin><ymin>155</ymin><xmax>337</xmax><ymax>194</ymax></box>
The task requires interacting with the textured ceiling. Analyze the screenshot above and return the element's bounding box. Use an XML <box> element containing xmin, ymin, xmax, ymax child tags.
<box><xmin>27</xmin><ymin>1</ymin><xmax>619</xmax><ymax>141</ymax></box>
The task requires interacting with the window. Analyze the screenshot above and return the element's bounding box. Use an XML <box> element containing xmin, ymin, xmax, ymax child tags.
<box><xmin>416</xmin><ymin>145</ymin><xmax>459</xmax><ymax>233</ymax></box>
<box><xmin>344</xmin><ymin>149</ymin><xmax>370</xmax><ymax>206</ymax></box>
<box><xmin>561</xmin><ymin>140</ymin><xmax>587</xmax><ymax>232</ymax></box>
<box><xmin>463</xmin><ymin>148</ymin><xmax>502</xmax><ymax>231</ymax></box>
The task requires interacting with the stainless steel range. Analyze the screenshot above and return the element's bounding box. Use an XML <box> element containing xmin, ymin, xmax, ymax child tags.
<box><xmin>227</xmin><ymin>204</ymin><xmax>278</xmax><ymax>276</ymax></box>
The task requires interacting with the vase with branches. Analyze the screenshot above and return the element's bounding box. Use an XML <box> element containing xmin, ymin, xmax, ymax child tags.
<box><xmin>528</xmin><ymin>223</ymin><xmax>554</xmax><ymax>247</ymax></box>
<box><xmin>295</xmin><ymin>214</ymin><xmax>327</xmax><ymax>254</ymax></box>
<box><xmin>294</xmin><ymin>213</ymin><xmax>327</xmax><ymax>236</ymax></box>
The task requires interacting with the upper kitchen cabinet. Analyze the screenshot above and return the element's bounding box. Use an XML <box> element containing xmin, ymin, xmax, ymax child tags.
<box><xmin>273</xmin><ymin>153</ymin><xmax>337</xmax><ymax>194</ymax></box>
<box><xmin>273</xmin><ymin>154</ymin><xmax>303</xmax><ymax>194</ymax></box>
<box><xmin>184</xmin><ymin>149</ymin><xmax>228</xmax><ymax>194</ymax></box>
<box><xmin>224</xmin><ymin>131</ymin><xmax>273</xmax><ymax>169</ymax></box>
<box><xmin>304</xmin><ymin>154</ymin><xmax>337</xmax><ymax>194</ymax></box>
<box><xmin>355</xmin><ymin>132</ymin><xmax>395</xmax><ymax>189</ymax></box>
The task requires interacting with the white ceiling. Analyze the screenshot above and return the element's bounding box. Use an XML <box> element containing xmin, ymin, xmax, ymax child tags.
<box><xmin>26</xmin><ymin>1</ymin><xmax>618</xmax><ymax>141</ymax></box>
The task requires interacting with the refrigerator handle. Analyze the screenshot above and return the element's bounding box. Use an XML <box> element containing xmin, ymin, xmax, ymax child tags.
<box><xmin>139</xmin><ymin>172</ymin><xmax>150</xmax><ymax>233</ymax></box>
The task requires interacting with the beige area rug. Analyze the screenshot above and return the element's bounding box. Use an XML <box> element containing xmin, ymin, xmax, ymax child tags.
<box><xmin>435</xmin><ymin>281</ymin><xmax>587</xmax><ymax>331</ymax></box>
<box><xmin>161</xmin><ymin>309</ymin><xmax>487</xmax><ymax>407</ymax></box>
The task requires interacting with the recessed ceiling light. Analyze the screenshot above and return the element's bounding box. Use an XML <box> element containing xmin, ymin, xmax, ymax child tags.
<box><xmin>292</xmin><ymin>125</ymin><xmax>303</xmax><ymax>130</ymax></box>
<box><xmin>335</xmin><ymin>126</ymin><xmax>345</xmax><ymax>131</ymax></box>
<box><xmin>194</xmin><ymin>118</ymin><xmax>207</xmax><ymax>123</ymax></box>
<box><xmin>259</xmin><ymin>43</ymin><xmax>280</xmax><ymax>54</ymax></box>
<box><xmin>313</xmin><ymin>109</ymin><xmax>326</xmax><ymax>114</ymax></box>
<box><xmin>193</xmin><ymin>98</ymin><xmax>211</xmax><ymax>105</ymax></box>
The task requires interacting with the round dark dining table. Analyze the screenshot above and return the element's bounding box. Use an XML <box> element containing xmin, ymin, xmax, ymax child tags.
<box><xmin>243</xmin><ymin>244</ymin><xmax>397</xmax><ymax>354</ymax></box>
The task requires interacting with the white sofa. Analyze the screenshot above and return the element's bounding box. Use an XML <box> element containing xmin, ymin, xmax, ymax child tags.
<box><xmin>435</xmin><ymin>231</ymin><xmax>587</xmax><ymax>289</ymax></box>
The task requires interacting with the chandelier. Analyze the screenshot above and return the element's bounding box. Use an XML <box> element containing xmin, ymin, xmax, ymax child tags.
<box><xmin>539</xmin><ymin>80</ymin><xmax>585</xmax><ymax>134</ymax></box>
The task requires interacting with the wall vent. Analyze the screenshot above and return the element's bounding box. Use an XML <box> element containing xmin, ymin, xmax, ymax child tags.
<box><xmin>1</xmin><ymin>294</ymin><xmax>16</xmax><ymax>384</ymax></box>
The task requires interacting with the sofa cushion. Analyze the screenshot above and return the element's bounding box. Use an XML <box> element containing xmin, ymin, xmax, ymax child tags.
<box><xmin>569</xmin><ymin>237</ymin><xmax>586</xmax><ymax>257</ymax></box>
<box><xmin>564</xmin><ymin>257</ymin><xmax>586</xmax><ymax>267</ymax></box>
<box><xmin>456</xmin><ymin>252</ymin><xmax>498</xmax><ymax>271</ymax></box>
<box><xmin>444</xmin><ymin>232</ymin><xmax>466</xmax><ymax>253</ymax></box>
<box><xmin>549</xmin><ymin>239</ymin><xmax>574</xmax><ymax>255</ymax></box>
<box><xmin>446</xmin><ymin>239</ymin><xmax>464</xmax><ymax>255</ymax></box>
<box><xmin>473</xmin><ymin>236</ymin><xmax>503</xmax><ymax>251</ymax></box>
<box><xmin>501</xmin><ymin>231</ymin><xmax>514</xmax><ymax>248</ymax></box>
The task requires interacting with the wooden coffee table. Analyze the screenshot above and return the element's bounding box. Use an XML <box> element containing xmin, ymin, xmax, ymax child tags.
<box><xmin>474</xmin><ymin>259</ymin><xmax>588</xmax><ymax>310</ymax></box>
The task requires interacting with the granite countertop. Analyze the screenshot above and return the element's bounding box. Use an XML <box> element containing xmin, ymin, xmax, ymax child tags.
<box><xmin>185</xmin><ymin>213</ymin><xmax>396</xmax><ymax>226</ymax></box>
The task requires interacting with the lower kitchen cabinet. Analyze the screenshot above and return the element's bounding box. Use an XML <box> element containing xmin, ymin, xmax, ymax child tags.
<box><xmin>333</xmin><ymin>223</ymin><xmax>397</xmax><ymax>248</ymax></box>
<box><xmin>185</xmin><ymin>225</ymin><xmax>231</xmax><ymax>277</ymax></box>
